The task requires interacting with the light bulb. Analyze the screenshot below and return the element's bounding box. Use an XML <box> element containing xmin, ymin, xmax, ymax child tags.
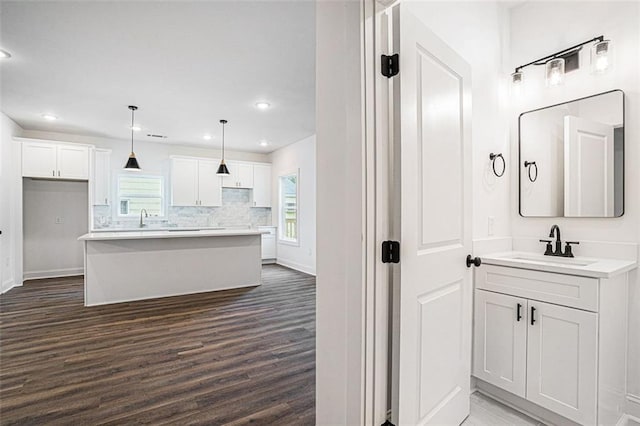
<box><xmin>545</xmin><ymin>58</ymin><xmax>565</xmax><ymax>87</ymax></box>
<box><xmin>591</xmin><ymin>40</ymin><xmax>612</xmax><ymax>74</ymax></box>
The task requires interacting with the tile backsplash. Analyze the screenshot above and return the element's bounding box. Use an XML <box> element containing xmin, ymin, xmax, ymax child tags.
<box><xmin>93</xmin><ymin>188</ymin><xmax>271</xmax><ymax>229</ymax></box>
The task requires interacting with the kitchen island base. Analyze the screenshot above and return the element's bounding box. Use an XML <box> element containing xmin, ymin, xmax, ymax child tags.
<box><xmin>81</xmin><ymin>231</ymin><xmax>263</xmax><ymax>306</ymax></box>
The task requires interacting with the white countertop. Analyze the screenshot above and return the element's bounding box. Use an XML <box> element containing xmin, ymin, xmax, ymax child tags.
<box><xmin>79</xmin><ymin>228</ymin><xmax>267</xmax><ymax>241</ymax></box>
<box><xmin>482</xmin><ymin>251</ymin><xmax>637</xmax><ymax>278</ymax></box>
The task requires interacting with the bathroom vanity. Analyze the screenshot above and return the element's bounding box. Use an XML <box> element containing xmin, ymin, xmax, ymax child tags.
<box><xmin>472</xmin><ymin>252</ymin><xmax>636</xmax><ymax>425</ymax></box>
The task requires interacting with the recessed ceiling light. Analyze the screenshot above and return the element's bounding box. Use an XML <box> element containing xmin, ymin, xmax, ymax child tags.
<box><xmin>41</xmin><ymin>113</ymin><xmax>58</xmax><ymax>121</ymax></box>
<box><xmin>131</xmin><ymin>125</ymin><xmax>142</xmax><ymax>132</ymax></box>
<box><xmin>203</xmin><ymin>134</ymin><xmax>212</xmax><ymax>140</ymax></box>
<box><xmin>0</xmin><ymin>49</ymin><xmax>11</xmax><ymax>59</ymax></box>
<box><xmin>255</xmin><ymin>101</ymin><xmax>271</xmax><ymax>110</ymax></box>
<box><xmin>259</xmin><ymin>140</ymin><xmax>269</xmax><ymax>147</ymax></box>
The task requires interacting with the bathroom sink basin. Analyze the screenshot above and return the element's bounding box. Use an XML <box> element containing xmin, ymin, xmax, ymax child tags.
<box><xmin>507</xmin><ymin>253</ymin><xmax>597</xmax><ymax>266</ymax></box>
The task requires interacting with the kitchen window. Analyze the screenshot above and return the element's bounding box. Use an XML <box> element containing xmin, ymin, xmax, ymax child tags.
<box><xmin>117</xmin><ymin>174</ymin><xmax>164</xmax><ymax>217</ymax></box>
<box><xmin>279</xmin><ymin>172</ymin><xmax>298</xmax><ymax>244</ymax></box>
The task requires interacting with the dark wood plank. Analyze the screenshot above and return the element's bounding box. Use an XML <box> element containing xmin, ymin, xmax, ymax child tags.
<box><xmin>0</xmin><ymin>265</ymin><xmax>315</xmax><ymax>425</ymax></box>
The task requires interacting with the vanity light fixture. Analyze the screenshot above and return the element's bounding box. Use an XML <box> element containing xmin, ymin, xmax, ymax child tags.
<box><xmin>255</xmin><ymin>101</ymin><xmax>271</xmax><ymax>110</ymax></box>
<box><xmin>0</xmin><ymin>49</ymin><xmax>11</xmax><ymax>59</ymax></box>
<box><xmin>124</xmin><ymin>105</ymin><xmax>141</xmax><ymax>170</ymax></box>
<box><xmin>41</xmin><ymin>113</ymin><xmax>58</xmax><ymax>121</ymax></box>
<box><xmin>216</xmin><ymin>119</ymin><xmax>230</xmax><ymax>176</ymax></box>
<box><xmin>591</xmin><ymin>39</ymin><xmax>612</xmax><ymax>73</ymax></box>
<box><xmin>511</xmin><ymin>35</ymin><xmax>608</xmax><ymax>88</ymax></box>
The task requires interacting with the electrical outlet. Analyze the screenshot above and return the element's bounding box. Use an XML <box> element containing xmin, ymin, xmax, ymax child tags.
<box><xmin>488</xmin><ymin>216</ymin><xmax>495</xmax><ymax>236</ymax></box>
<box><xmin>55</xmin><ymin>217</ymin><xmax>63</xmax><ymax>224</ymax></box>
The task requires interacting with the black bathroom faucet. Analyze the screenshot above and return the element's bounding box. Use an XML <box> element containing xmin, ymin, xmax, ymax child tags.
<box><xmin>540</xmin><ymin>225</ymin><xmax>580</xmax><ymax>258</ymax></box>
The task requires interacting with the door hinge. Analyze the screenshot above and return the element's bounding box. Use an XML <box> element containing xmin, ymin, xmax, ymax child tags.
<box><xmin>382</xmin><ymin>240</ymin><xmax>400</xmax><ymax>264</ymax></box>
<box><xmin>381</xmin><ymin>53</ymin><xmax>399</xmax><ymax>78</ymax></box>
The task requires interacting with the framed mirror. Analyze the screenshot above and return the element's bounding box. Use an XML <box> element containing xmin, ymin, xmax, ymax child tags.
<box><xmin>519</xmin><ymin>90</ymin><xmax>624</xmax><ymax>217</ymax></box>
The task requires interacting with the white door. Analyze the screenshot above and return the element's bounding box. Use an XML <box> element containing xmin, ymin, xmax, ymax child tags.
<box><xmin>221</xmin><ymin>161</ymin><xmax>240</xmax><ymax>188</ymax></box>
<box><xmin>564</xmin><ymin>115</ymin><xmax>615</xmax><ymax>217</ymax></box>
<box><xmin>93</xmin><ymin>149</ymin><xmax>111</xmax><ymax>205</ymax></box>
<box><xmin>252</xmin><ymin>164</ymin><xmax>271</xmax><ymax>207</ymax></box>
<box><xmin>526</xmin><ymin>300</ymin><xmax>598</xmax><ymax>425</ymax></box>
<box><xmin>171</xmin><ymin>158</ymin><xmax>198</xmax><ymax>206</ymax></box>
<box><xmin>57</xmin><ymin>145</ymin><xmax>89</xmax><ymax>179</ymax></box>
<box><xmin>392</xmin><ymin>4</ymin><xmax>473</xmax><ymax>425</ymax></box>
<box><xmin>237</xmin><ymin>163</ymin><xmax>254</xmax><ymax>188</ymax></box>
<box><xmin>198</xmin><ymin>160</ymin><xmax>222</xmax><ymax>207</ymax></box>
<box><xmin>22</xmin><ymin>142</ymin><xmax>57</xmax><ymax>178</ymax></box>
<box><xmin>472</xmin><ymin>290</ymin><xmax>527</xmax><ymax>397</ymax></box>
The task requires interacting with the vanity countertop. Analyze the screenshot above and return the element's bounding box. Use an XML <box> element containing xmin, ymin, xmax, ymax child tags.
<box><xmin>481</xmin><ymin>251</ymin><xmax>637</xmax><ymax>278</ymax></box>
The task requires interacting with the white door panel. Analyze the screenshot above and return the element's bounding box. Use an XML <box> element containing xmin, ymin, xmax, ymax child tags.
<box><xmin>22</xmin><ymin>142</ymin><xmax>57</xmax><ymax>178</ymax></box>
<box><xmin>171</xmin><ymin>158</ymin><xmax>198</xmax><ymax>206</ymax></box>
<box><xmin>198</xmin><ymin>160</ymin><xmax>222</xmax><ymax>207</ymax></box>
<box><xmin>391</xmin><ymin>4</ymin><xmax>473</xmax><ymax>425</ymax></box>
<box><xmin>564</xmin><ymin>115</ymin><xmax>614</xmax><ymax>217</ymax></box>
<box><xmin>57</xmin><ymin>145</ymin><xmax>89</xmax><ymax>179</ymax></box>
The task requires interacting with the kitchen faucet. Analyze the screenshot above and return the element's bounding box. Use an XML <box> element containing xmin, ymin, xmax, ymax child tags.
<box><xmin>140</xmin><ymin>209</ymin><xmax>148</xmax><ymax>228</ymax></box>
<box><xmin>539</xmin><ymin>224</ymin><xmax>579</xmax><ymax>257</ymax></box>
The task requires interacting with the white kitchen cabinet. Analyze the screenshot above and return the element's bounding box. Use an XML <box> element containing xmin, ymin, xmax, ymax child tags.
<box><xmin>252</xmin><ymin>164</ymin><xmax>271</xmax><ymax>207</ymax></box>
<box><xmin>197</xmin><ymin>160</ymin><xmax>222</xmax><ymax>207</ymax></box>
<box><xmin>22</xmin><ymin>141</ymin><xmax>89</xmax><ymax>180</ymax></box>
<box><xmin>526</xmin><ymin>300</ymin><xmax>597</xmax><ymax>424</ymax></box>
<box><xmin>93</xmin><ymin>149</ymin><xmax>111</xmax><ymax>205</ymax></box>
<box><xmin>222</xmin><ymin>161</ymin><xmax>254</xmax><ymax>189</ymax></box>
<box><xmin>170</xmin><ymin>157</ymin><xmax>221</xmax><ymax>207</ymax></box>
<box><xmin>258</xmin><ymin>226</ymin><xmax>276</xmax><ymax>262</ymax></box>
<box><xmin>473</xmin><ymin>290</ymin><xmax>527</xmax><ymax>397</ymax></box>
<box><xmin>474</xmin><ymin>263</ymin><xmax>629</xmax><ymax>426</ymax></box>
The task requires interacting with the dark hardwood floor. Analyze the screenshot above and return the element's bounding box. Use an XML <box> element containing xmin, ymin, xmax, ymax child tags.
<box><xmin>0</xmin><ymin>265</ymin><xmax>315</xmax><ymax>425</ymax></box>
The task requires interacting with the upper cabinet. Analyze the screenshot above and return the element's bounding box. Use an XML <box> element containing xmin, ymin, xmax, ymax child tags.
<box><xmin>252</xmin><ymin>164</ymin><xmax>271</xmax><ymax>207</ymax></box>
<box><xmin>171</xmin><ymin>157</ymin><xmax>222</xmax><ymax>207</ymax></box>
<box><xmin>93</xmin><ymin>149</ymin><xmax>111</xmax><ymax>206</ymax></box>
<box><xmin>22</xmin><ymin>141</ymin><xmax>90</xmax><ymax>180</ymax></box>
<box><xmin>222</xmin><ymin>161</ymin><xmax>254</xmax><ymax>189</ymax></box>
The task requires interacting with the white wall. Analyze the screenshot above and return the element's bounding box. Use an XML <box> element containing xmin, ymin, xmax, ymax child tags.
<box><xmin>23</xmin><ymin>179</ymin><xmax>88</xmax><ymax>279</ymax></box>
<box><xmin>507</xmin><ymin>0</ymin><xmax>640</xmax><ymax>407</ymax></box>
<box><xmin>404</xmin><ymin>1</ymin><xmax>511</xmax><ymax>241</ymax></box>
<box><xmin>0</xmin><ymin>112</ymin><xmax>23</xmax><ymax>293</ymax></box>
<box><xmin>269</xmin><ymin>135</ymin><xmax>316</xmax><ymax>275</ymax></box>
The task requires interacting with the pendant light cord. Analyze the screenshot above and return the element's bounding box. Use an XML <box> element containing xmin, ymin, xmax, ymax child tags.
<box><xmin>130</xmin><ymin>108</ymin><xmax>135</xmax><ymax>153</ymax></box>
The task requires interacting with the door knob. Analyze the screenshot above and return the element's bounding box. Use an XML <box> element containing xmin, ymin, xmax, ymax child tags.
<box><xmin>466</xmin><ymin>255</ymin><xmax>481</xmax><ymax>268</ymax></box>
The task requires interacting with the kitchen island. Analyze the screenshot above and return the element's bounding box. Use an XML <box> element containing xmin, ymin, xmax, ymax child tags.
<box><xmin>78</xmin><ymin>229</ymin><xmax>265</xmax><ymax>306</ymax></box>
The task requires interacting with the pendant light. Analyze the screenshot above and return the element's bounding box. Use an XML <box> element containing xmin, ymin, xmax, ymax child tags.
<box><xmin>216</xmin><ymin>119</ymin><xmax>230</xmax><ymax>175</ymax></box>
<box><xmin>124</xmin><ymin>105</ymin><xmax>141</xmax><ymax>170</ymax></box>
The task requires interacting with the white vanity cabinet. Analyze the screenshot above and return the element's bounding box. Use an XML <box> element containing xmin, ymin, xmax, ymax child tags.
<box><xmin>22</xmin><ymin>140</ymin><xmax>90</xmax><ymax>180</ymax></box>
<box><xmin>473</xmin><ymin>263</ymin><xmax>629</xmax><ymax>425</ymax></box>
<box><xmin>170</xmin><ymin>157</ymin><xmax>222</xmax><ymax>207</ymax></box>
<box><xmin>92</xmin><ymin>149</ymin><xmax>111</xmax><ymax>206</ymax></box>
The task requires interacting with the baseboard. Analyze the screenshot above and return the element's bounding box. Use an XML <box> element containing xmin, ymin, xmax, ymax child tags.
<box><xmin>628</xmin><ymin>394</ymin><xmax>640</xmax><ymax>420</ymax></box>
<box><xmin>276</xmin><ymin>258</ymin><xmax>316</xmax><ymax>276</ymax></box>
<box><xmin>23</xmin><ymin>267</ymin><xmax>84</xmax><ymax>280</ymax></box>
<box><xmin>1</xmin><ymin>279</ymin><xmax>17</xmax><ymax>294</ymax></box>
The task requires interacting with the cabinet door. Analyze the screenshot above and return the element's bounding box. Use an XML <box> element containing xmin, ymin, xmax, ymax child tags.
<box><xmin>221</xmin><ymin>161</ymin><xmax>240</xmax><ymax>188</ymax></box>
<box><xmin>198</xmin><ymin>160</ymin><xmax>222</xmax><ymax>206</ymax></box>
<box><xmin>252</xmin><ymin>164</ymin><xmax>271</xmax><ymax>207</ymax></box>
<box><xmin>473</xmin><ymin>290</ymin><xmax>527</xmax><ymax>397</ymax></box>
<box><xmin>171</xmin><ymin>158</ymin><xmax>198</xmax><ymax>206</ymax></box>
<box><xmin>237</xmin><ymin>163</ymin><xmax>254</xmax><ymax>188</ymax></box>
<box><xmin>261</xmin><ymin>234</ymin><xmax>276</xmax><ymax>259</ymax></box>
<box><xmin>57</xmin><ymin>145</ymin><xmax>89</xmax><ymax>179</ymax></box>
<box><xmin>526</xmin><ymin>301</ymin><xmax>597</xmax><ymax>425</ymax></box>
<box><xmin>93</xmin><ymin>149</ymin><xmax>111</xmax><ymax>205</ymax></box>
<box><xmin>22</xmin><ymin>142</ymin><xmax>57</xmax><ymax>178</ymax></box>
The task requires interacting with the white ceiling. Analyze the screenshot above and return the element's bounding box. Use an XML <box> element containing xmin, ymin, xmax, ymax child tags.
<box><xmin>0</xmin><ymin>1</ymin><xmax>315</xmax><ymax>153</ymax></box>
